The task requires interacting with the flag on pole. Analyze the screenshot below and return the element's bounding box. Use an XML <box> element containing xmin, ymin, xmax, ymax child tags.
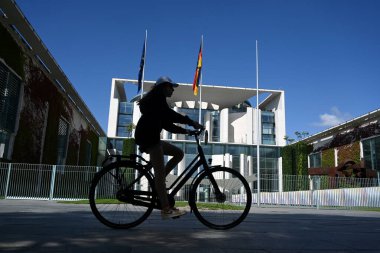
<box><xmin>137</xmin><ymin>33</ymin><xmax>147</xmax><ymax>93</ymax></box>
<box><xmin>192</xmin><ymin>40</ymin><xmax>203</xmax><ymax>96</ymax></box>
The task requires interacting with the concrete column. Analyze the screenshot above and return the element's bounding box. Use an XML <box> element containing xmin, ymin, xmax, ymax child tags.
<box><xmin>246</xmin><ymin>107</ymin><xmax>254</xmax><ymax>145</ymax></box>
<box><xmin>204</xmin><ymin>111</ymin><xmax>211</xmax><ymax>143</ymax></box>
<box><xmin>278</xmin><ymin>157</ymin><xmax>283</xmax><ymax>192</ymax></box>
<box><xmin>247</xmin><ymin>155</ymin><xmax>254</xmax><ymax>191</ymax></box>
<box><xmin>220</xmin><ymin>108</ymin><xmax>229</xmax><ymax>143</ymax></box>
<box><xmin>240</xmin><ymin>153</ymin><xmax>247</xmax><ymax>176</ymax></box>
<box><xmin>107</xmin><ymin>80</ymin><xmax>119</xmax><ymax>137</ymax></box>
<box><xmin>224</xmin><ymin>153</ymin><xmax>231</xmax><ymax>179</ymax></box>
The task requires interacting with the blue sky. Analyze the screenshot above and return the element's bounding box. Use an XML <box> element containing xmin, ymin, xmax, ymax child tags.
<box><xmin>16</xmin><ymin>0</ymin><xmax>380</xmax><ymax>139</ymax></box>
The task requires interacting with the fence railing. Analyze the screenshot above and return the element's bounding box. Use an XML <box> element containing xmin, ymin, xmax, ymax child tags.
<box><xmin>252</xmin><ymin>174</ymin><xmax>380</xmax><ymax>208</ymax></box>
<box><xmin>0</xmin><ymin>163</ymin><xmax>99</xmax><ymax>200</ymax></box>
<box><xmin>1</xmin><ymin>162</ymin><xmax>379</xmax><ymax>208</ymax></box>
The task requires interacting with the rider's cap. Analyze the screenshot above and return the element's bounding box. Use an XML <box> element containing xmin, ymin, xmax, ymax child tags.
<box><xmin>155</xmin><ymin>76</ymin><xmax>179</xmax><ymax>88</ymax></box>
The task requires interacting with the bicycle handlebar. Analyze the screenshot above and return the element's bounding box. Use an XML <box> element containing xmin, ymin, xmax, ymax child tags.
<box><xmin>188</xmin><ymin>127</ymin><xmax>208</xmax><ymax>145</ymax></box>
<box><xmin>187</xmin><ymin>127</ymin><xmax>205</xmax><ymax>136</ymax></box>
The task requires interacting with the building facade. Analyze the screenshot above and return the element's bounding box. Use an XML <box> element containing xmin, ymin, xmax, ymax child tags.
<box><xmin>0</xmin><ymin>1</ymin><xmax>105</xmax><ymax>165</ymax></box>
<box><xmin>106</xmin><ymin>78</ymin><xmax>286</xmax><ymax>192</ymax></box>
<box><xmin>304</xmin><ymin>109</ymin><xmax>380</xmax><ymax>179</ymax></box>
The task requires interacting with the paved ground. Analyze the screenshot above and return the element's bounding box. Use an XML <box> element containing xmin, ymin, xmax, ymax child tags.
<box><xmin>0</xmin><ymin>199</ymin><xmax>380</xmax><ymax>253</ymax></box>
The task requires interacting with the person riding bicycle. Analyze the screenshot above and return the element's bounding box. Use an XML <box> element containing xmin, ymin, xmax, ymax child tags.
<box><xmin>134</xmin><ymin>76</ymin><xmax>203</xmax><ymax>219</ymax></box>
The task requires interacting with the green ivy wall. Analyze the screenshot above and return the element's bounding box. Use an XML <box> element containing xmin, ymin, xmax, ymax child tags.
<box><xmin>337</xmin><ymin>141</ymin><xmax>360</xmax><ymax>165</ymax></box>
<box><xmin>321</xmin><ymin>148</ymin><xmax>335</xmax><ymax>168</ymax></box>
<box><xmin>281</xmin><ymin>142</ymin><xmax>312</xmax><ymax>175</ymax></box>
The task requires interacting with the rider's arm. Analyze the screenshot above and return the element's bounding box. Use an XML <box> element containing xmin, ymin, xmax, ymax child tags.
<box><xmin>162</xmin><ymin>123</ymin><xmax>189</xmax><ymax>134</ymax></box>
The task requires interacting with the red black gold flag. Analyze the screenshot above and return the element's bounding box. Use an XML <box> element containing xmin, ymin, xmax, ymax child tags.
<box><xmin>192</xmin><ymin>41</ymin><xmax>202</xmax><ymax>96</ymax></box>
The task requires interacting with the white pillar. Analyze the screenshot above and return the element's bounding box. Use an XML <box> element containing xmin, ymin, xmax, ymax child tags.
<box><xmin>247</xmin><ymin>107</ymin><xmax>254</xmax><ymax>145</ymax></box>
<box><xmin>278</xmin><ymin>157</ymin><xmax>283</xmax><ymax>192</ymax></box>
<box><xmin>248</xmin><ymin>155</ymin><xmax>254</xmax><ymax>191</ymax></box>
<box><xmin>220</xmin><ymin>108</ymin><xmax>229</xmax><ymax>143</ymax></box>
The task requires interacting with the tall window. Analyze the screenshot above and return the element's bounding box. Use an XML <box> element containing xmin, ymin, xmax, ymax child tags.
<box><xmin>363</xmin><ymin>136</ymin><xmax>380</xmax><ymax>171</ymax></box>
<box><xmin>262</xmin><ymin>111</ymin><xmax>276</xmax><ymax>145</ymax></box>
<box><xmin>0</xmin><ymin>61</ymin><xmax>22</xmax><ymax>159</ymax></box>
<box><xmin>57</xmin><ymin>117</ymin><xmax>69</xmax><ymax>166</ymax></box>
<box><xmin>117</xmin><ymin>102</ymin><xmax>133</xmax><ymax>137</ymax></box>
<box><xmin>309</xmin><ymin>152</ymin><xmax>322</xmax><ymax>168</ymax></box>
<box><xmin>177</xmin><ymin>108</ymin><xmax>205</xmax><ymax>140</ymax></box>
<box><xmin>231</xmin><ymin>155</ymin><xmax>240</xmax><ymax>177</ymax></box>
<box><xmin>211</xmin><ymin>111</ymin><xmax>220</xmax><ymax>142</ymax></box>
<box><xmin>83</xmin><ymin>140</ymin><xmax>92</xmax><ymax>166</ymax></box>
<box><xmin>108</xmin><ymin>138</ymin><xmax>124</xmax><ymax>154</ymax></box>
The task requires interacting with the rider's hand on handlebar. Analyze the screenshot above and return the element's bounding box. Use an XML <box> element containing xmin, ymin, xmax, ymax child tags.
<box><xmin>190</xmin><ymin>120</ymin><xmax>204</xmax><ymax>130</ymax></box>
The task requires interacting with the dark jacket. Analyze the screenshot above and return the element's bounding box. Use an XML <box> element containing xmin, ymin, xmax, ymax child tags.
<box><xmin>134</xmin><ymin>92</ymin><xmax>192</xmax><ymax>151</ymax></box>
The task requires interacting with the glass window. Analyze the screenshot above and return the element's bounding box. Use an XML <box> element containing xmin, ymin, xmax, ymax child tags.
<box><xmin>117</xmin><ymin>127</ymin><xmax>130</xmax><ymax>137</ymax></box>
<box><xmin>261</xmin><ymin>147</ymin><xmax>277</xmax><ymax>158</ymax></box>
<box><xmin>227</xmin><ymin>145</ymin><xmax>247</xmax><ymax>155</ymax></box>
<box><xmin>57</xmin><ymin>117</ymin><xmax>69</xmax><ymax>166</ymax></box>
<box><xmin>0</xmin><ymin>61</ymin><xmax>21</xmax><ymax>159</ymax></box>
<box><xmin>119</xmin><ymin>102</ymin><xmax>133</xmax><ymax>114</ymax></box>
<box><xmin>83</xmin><ymin>140</ymin><xmax>92</xmax><ymax>166</ymax></box>
<box><xmin>231</xmin><ymin>155</ymin><xmax>240</xmax><ymax>177</ymax></box>
<box><xmin>213</xmin><ymin>144</ymin><xmax>225</xmax><ymax>154</ymax></box>
<box><xmin>262</xmin><ymin>135</ymin><xmax>276</xmax><ymax>145</ymax></box>
<box><xmin>309</xmin><ymin>152</ymin><xmax>322</xmax><ymax>168</ymax></box>
<box><xmin>0</xmin><ymin>131</ymin><xmax>10</xmax><ymax>160</ymax></box>
<box><xmin>118</xmin><ymin>114</ymin><xmax>132</xmax><ymax>126</ymax></box>
<box><xmin>261</xmin><ymin>111</ymin><xmax>275</xmax><ymax>123</ymax></box>
<box><xmin>211</xmin><ymin>111</ymin><xmax>220</xmax><ymax>142</ymax></box>
<box><xmin>261</xmin><ymin>112</ymin><xmax>275</xmax><ymax>145</ymax></box>
<box><xmin>108</xmin><ymin>139</ymin><xmax>124</xmax><ymax>154</ymax></box>
<box><xmin>363</xmin><ymin>136</ymin><xmax>380</xmax><ymax>171</ymax></box>
<box><xmin>185</xmin><ymin>143</ymin><xmax>197</xmax><ymax>154</ymax></box>
<box><xmin>177</xmin><ymin>108</ymin><xmax>198</xmax><ymax>141</ymax></box>
<box><xmin>262</xmin><ymin>123</ymin><xmax>274</xmax><ymax>135</ymax></box>
<box><xmin>176</xmin><ymin>108</ymin><xmax>218</xmax><ymax>140</ymax></box>
<box><xmin>0</xmin><ymin>60</ymin><xmax>22</xmax><ymax>135</ymax></box>
<box><xmin>117</xmin><ymin>102</ymin><xmax>134</xmax><ymax>137</ymax></box>
<box><xmin>202</xmin><ymin>144</ymin><xmax>212</xmax><ymax>155</ymax></box>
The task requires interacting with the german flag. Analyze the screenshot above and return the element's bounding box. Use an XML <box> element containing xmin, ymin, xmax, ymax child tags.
<box><xmin>193</xmin><ymin>40</ymin><xmax>202</xmax><ymax>96</ymax></box>
<box><xmin>137</xmin><ymin>36</ymin><xmax>146</xmax><ymax>93</ymax></box>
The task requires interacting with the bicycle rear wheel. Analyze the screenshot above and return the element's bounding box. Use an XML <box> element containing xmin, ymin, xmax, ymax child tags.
<box><xmin>190</xmin><ymin>167</ymin><xmax>252</xmax><ymax>230</ymax></box>
<box><xmin>89</xmin><ymin>161</ymin><xmax>155</xmax><ymax>229</ymax></box>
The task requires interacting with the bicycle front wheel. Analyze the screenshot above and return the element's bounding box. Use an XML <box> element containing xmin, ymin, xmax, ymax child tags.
<box><xmin>89</xmin><ymin>161</ymin><xmax>155</xmax><ymax>229</ymax></box>
<box><xmin>190</xmin><ymin>167</ymin><xmax>252</xmax><ymax>230</ymax></box>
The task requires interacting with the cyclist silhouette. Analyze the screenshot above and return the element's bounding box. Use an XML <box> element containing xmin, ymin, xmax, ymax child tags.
<box><xmin>134</xmin><ymin>76</ymin><xmax>203</xmax><ymax>219</ymax></box>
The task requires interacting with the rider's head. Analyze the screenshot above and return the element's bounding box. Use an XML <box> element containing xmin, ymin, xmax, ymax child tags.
<box><xmin>154</xmin><ymin>76</ymin><xmax>179</xmax><ymax>97</ymax></box>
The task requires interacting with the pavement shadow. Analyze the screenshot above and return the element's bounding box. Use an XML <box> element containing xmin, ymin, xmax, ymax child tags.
<box><xmin>1</xmin><ymin>207</ymin><xmax>380</xmax><ymax>253</ymax></box>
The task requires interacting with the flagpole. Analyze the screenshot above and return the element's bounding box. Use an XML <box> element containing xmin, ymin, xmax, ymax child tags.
<box><xmin>256</xmin><ymin>40</ymin><xmax>261</xmax><ymax>207</ymax></box>
<box><xmin>198</xmin><ymin>35</ymin><xmax>203</xmax><ymax>124</ymax></box>
<box><xmin>140</xmin><ymin>30</ymin><xmax>147</xmax><ymax>99</ymax></box>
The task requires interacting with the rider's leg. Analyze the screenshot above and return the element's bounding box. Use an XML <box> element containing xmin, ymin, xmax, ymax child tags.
<box><xmin>146</xmin><ymin>142</ymin><xmax>170</xmax><ymax>210</ymax></box>
<box><xmin>161</xmin><ymin>140</ymin><xmax>184</xmax><ymax>176</ymax></box>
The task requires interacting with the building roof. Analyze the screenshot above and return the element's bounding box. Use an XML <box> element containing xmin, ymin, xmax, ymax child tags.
<box><xmin>0</xmin><ymin>1</ymin><xmax>105</xmax><ymax>136</ymax></box>
<box><xmin>115</xmin><ymin>79</ymin><xmax>284</xmax><ymax>110</ymax></box>
<box><xmin>301</xmin><ymin>108</ymin><xmax>380</xmax><ymax>144</ymax></box>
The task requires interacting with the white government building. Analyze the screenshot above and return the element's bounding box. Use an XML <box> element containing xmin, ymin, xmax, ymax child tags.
<box><xmin>107</xmin><ymin>78</ymin><xmax>286</xmax><ymax>192</ymax></box>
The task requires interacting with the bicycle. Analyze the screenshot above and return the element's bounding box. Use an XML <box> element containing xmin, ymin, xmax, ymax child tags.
<box><xmin>89</xmin><ymin>129</ymin><xmax>252</xmax><ymax>230</ymax></box>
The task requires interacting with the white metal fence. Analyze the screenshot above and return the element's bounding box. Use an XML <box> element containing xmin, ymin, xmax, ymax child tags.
<box><xmin>0</xmin><ymin>163</ymin><xmax>99</xmax><ymax>200</ymax></box>
<box><xmin>1</xmin><ymin>162</ymin><xmax>379</xmax><ymax>208</ymax></box>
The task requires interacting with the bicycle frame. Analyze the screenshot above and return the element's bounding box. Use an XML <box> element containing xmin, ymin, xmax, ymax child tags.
<box><xmin>110</xmin><ymin>129</ymin><xmax>223</xmax><ymax>209</ymax></box>
<box><xmin>166</xmin><ymin>131</ymin><xmax>221</xmax><ymax>199</ymax></box>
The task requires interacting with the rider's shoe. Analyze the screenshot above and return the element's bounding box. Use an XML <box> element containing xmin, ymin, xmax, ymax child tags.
<box><xmin>161</xmin><ymin>207</ymin><xmax>186</xmax><ymax>220</ymax></box>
